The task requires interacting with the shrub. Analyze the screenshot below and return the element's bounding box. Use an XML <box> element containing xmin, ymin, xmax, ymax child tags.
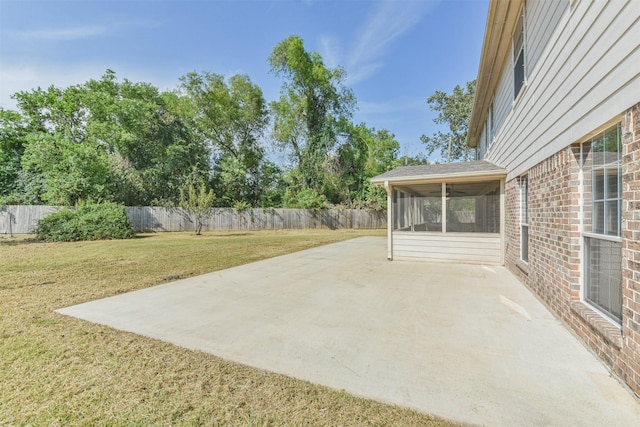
<box><xmin>179</xmin><ymin>180</ymin><xmax>215</xmax><ymax>235</ymax></box>
<box><xmin>283</xmin><ymin>187</ymin><xmax>326</xmax><ymax>209</ymax></box>
<box><xmin>37</xmin><ymin>202</ymin><xmax>136</xmax><ymax>242</ymax></box>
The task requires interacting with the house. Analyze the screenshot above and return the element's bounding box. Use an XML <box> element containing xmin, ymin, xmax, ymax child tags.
<box><xmin>372</xmin><ymin>0</ymin><xmax>640</xmax><ymax>396</ymax></box>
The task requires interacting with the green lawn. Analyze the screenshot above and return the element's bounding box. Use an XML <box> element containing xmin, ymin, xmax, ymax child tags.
<box><xmin>0</xmin><ymin>229</ymin><xmax>458</xmax><ymax>426</ymax></box>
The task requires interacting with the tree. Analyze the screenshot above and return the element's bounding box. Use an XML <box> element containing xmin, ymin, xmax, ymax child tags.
<box><xmin>179</xmin><ymin>168</ymin><xmax>216</xmax><ymax>235</ymax></box>
<box><xmin>177</xmin><ymin>72</ymin><xmax>273</xmax><ymax>206</ymax></box>
<box><xmin>324</xmin><ymin>123</ymin><xmax>399</xmax><ymax>208</ymax></box>
<box><xmin>420</xmin><ymin>80</ymin><xmax>476</xmax><ymax>162</ymax></box>
<box><xmin>2</xmin><ymin>70</ymin><xmax>209</xmax><ymax>206</ymax></box>
<box><xmin>211</xmin><ymin>154</ymin><xmax>284</xmax><ymax>207</ymax></box>
<box><xmin>20</xmin><ymin>132</ymin><xmax>114</xmax><ymax>206</ymax></box>
<box><xmin>83</xmin><ymin>72</ymin><xmax>208</xmax><ymax>205</ymax></box>
<box><xmin>0</xmin><ymin>109</ymin><xmax>29</xmax><ymax>198</ymax></box>
<box><xmin>178</xmin><ymin>72</ymin><xmax>268</xmax><ymax>159</ymax></box>
<box><xmin>268</xmin><ymin>35</ymin><xmax>356</xmax><ymax>194</ymax></box>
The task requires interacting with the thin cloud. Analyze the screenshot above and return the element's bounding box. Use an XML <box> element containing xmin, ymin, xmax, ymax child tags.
<box><xmin>10</xmin><ymin>25</ymin><xmax>108</xmax><ymax>41</ymax></box>
<box><xmin>319</xmin><ymin>35</ymin><xmax>341</xmax><ymax>69</ymax></box>
<box><xmin>321</xmin><ymin>0</ymin><xmax>438</xmax><ymax>85</ymax></box>
<box><xmin>358</xmin><ymin>97</ymin><xmax>426</xmax><ymax>116</ymax></box>
<box><xmin>8</xmin><ymin>19</ymin><xmax>162</xmax><ymax>41</ymax></box>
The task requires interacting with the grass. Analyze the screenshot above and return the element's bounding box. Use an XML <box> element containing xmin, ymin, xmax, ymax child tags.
<box><xmin>0</xmin><ymin>229</ymin><xmax>459</xmax><ymax>426</ymax></box>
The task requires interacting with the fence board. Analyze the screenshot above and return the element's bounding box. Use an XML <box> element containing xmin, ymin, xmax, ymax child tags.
<box><xmin>0</xmin><ymin>205</ymin><xmax>386</xmax><ymax>234</ymax></box>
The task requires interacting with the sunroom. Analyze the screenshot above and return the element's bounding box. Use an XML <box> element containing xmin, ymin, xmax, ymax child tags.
<box><xmin>371</xmin><ymin>161</ymin><xmax>507</xmax><ymax>264</ymax></box>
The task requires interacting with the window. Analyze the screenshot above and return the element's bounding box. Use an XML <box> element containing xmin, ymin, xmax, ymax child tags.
<box><xmin>584</xmin><ymin>237</ymin><xmax>622</xmax><ymax>323</ymax></box>
<box><xmin>446</xmin><ymin>182</ymin><xmax>500</xmax><ymax>233</ymax></box>
<box><xmin>513</xmin><ymin>7</ymin><xmax>525</xmax><ymax>99</ymax></box>
<box><xmin>582</xmin><ymin>125</ymin><xmax>622</xmax><ymax>323</ymax></box>
<box><xmin>591</xmin><ymin>128</ymin><xmax>622</xmax><ymax>236</ymax></box>
<box><xmin>520</xmin><ymin>175</ymin><xmax>529</xmax><ymax>262</ymax></box>
<box><xmin>393</xmin><ymin>184</ymin><xmax>441</xmax><ymax>232</ymax></box>
<box><xmin>391</xmin><ymin>181</ymin><xmax>500</xmax><ymax>233</ymax></box>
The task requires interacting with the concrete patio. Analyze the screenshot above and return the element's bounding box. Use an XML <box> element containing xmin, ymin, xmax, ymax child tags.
<box><xmin>56</xmin><ymin>237</ymin><xmax>640</xmax><ymax>426</ymax></box>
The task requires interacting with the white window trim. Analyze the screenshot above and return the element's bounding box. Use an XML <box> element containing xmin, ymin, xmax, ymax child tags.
<box><xmin>582</xmin><ymin>232</ymin><xmax>622</xmax><ymax>244</ymax></box>
<box><xmin>578</xmin><ymin>142</ymin><xmax>622</xmax><ymax>329</ymax></box>
<box><xmin>513</xmin><ymin>3</ymin><xmax>527</xmax><ymax>103</ymax></box>
<box><xmin>579</xmin><ymin>125</ymin><xmax>623</xmax><ymax>327</ymax></box>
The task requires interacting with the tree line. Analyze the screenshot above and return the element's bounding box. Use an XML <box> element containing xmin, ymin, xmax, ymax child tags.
<box><xmin>0</xmin><ymin>35</ymin><xmax>475</xmax><ymax>210</ymax></box>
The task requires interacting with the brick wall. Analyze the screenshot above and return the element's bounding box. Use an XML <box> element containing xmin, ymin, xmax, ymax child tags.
<box><xmin>504</xmin><ymin>146</ymin><xmax>582</xmax><ymax>320</ymax></box>
<box><xmin>504</xmin><ymin>179</ymin><xmax>522</xmax><ymax>280</ymax></box>
<box><xmin>504</xmin><ymin>102</ymin><xmax>640</xmax><ymax>396</ymax></box>
<box><xmin>621</xmin><ymin>102</ymin><xmax>640</xmax><ymax>393</ymax></box>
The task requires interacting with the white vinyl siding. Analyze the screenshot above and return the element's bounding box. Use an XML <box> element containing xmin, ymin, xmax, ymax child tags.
<box><xmin>484</xmin><ymin>0</ymin><xmax>638</xmax><ymax>181</ymax></box>
<box><xmin>491</xmin><ymin>1</ymin><xmax>568</xmax><ymax>136</ymax></box>
<box><xmin>393</xmin><ymin>233</ymin><xmax>502</xmax><ymax>264</ymax></box>
<box><xmin>526</xmin><ymin>0</ymin><xmax>568</xmax><ymax>75</ymax></box>
<box><xmin>492</xmin><ymin>63</ymin><xmax>512</xmax><ymax>141</ymax></box>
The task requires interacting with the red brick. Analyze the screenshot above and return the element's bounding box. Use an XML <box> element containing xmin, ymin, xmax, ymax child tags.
<box><xmin>504</xmin><ymin>103</ymin><xmax>640</xmax><ymax>395</ymax></box>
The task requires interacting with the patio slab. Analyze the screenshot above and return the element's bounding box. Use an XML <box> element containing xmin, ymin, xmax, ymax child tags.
<box><xmin>56</xmin><ymin>237</ymin><xmax>640</xmax><ymax>426</ymax></box>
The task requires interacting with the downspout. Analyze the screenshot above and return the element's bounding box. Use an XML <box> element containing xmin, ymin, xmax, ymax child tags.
<box><xmin>385</xmin><ymin>180</ymin><xmax>393</xmax><ymax>260</ymax></box>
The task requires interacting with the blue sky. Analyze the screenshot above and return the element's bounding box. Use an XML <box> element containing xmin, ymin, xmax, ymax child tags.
<box><xmin>0</xmin><ymin>0</ymin><xmax>488</xmax><ymax>159</ymax></box>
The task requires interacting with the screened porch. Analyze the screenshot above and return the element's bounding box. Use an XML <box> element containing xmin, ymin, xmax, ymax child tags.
<box><xmin>371</xmin><ymin>161</ymin><xmax>506</xmax><ymax>264</ymax></box>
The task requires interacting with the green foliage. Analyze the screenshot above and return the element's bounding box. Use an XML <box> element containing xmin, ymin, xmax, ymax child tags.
<box><xmin>252</xmin><ymin>161</ymin><xmax>286</xmax><ymax>208</ymax></box>
<box><xmin>0</xmin><ymin>149</ymin><xmax>22</xmax><ymax>198</ymax></box>
<box><xmin>5</xmin><ymin>70</ymin><xmax>209</xmax><ymax>206</ymax></box>
<box><xmin>283</xmin><ymin>187</ymin><xmax>326</xmax><ymax>209</ymax></box>
<box><xmin>82</xmin><ymin>72</ymin><xmax>209</xmax><ymax>205</ymax></box>
<box><xmin>323</xmin><ymin>123</ymin><xmax>399</xmax><ymax>208</ymax></box>
<box><xmin>359</xmin><ymin>182</ymin><xmax>388</xmax><ymax>211</ymax></box>
<box><xmin>269</xmin><ymin>35</ymin><xmax>356</xmax><ymax>192</ymax></box>
<box><xmin>179</xmin><ymin>170</ymin><xmax>216</xmax><ymax>235</ymax></box>
<box><xmin>9</xmin><ymin>169</ymin><xmax>47</xmax><ymax>205</ymax></box>
<box><xmin>21</xmin><ymin>132</ymin><xmax>114</xmax><ymax>206</ymax></box>
<box><xmin>213</xmin><ymin>155</ymin><xmax>255</xmax><ymax>206</ymax></box>
<box><xmin>233</xmin><ymin>200</ymin><xmax>251</xmax><ymax>211</ymax></box>
<box><xmin>421</xmin><ymin>80</ymin><xmax>476</xmax><ymax>162</ymax></box>
<box><xmin>211</xmin><ymin>154</ymin><xmax>285</xmax><ymax>208</ymax></box>
<box><xmin>1</xmin><ymin>47</ymin><xmax>401</xmax><ymax>210</ymax></box>
<box><xmin>0</xmin><ymin>109</ymin><xmax>29</xmax><ymax>197</ymax></box>
<box><xmin>178</xmin><ymin>72</ymin><xmax>268</xmax><ymax>158</ymax></box>
<box><xmin>36</xmin><ymin>202</ymin><xmax>135</xmax><ymax>242</ymax></box>
<box><xmin>177</xmin><ymin>71</ymin><xmax>275</xmax><ymax>207</ymax></box>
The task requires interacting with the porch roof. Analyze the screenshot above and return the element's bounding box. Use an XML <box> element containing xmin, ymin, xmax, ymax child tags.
<box><xmin>371</xmin><ymin>160</ymin><xmax>507</xmax><ymax>185</ymax></box>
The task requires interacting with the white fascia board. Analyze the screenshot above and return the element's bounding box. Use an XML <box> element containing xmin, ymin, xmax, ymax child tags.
<box><xmin>370</xmin><ymin>170</ymin><xmax>507</xmax><ymax>185</ymax></box>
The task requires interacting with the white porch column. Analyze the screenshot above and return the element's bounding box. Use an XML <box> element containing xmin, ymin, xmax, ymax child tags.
<box><xmin>385</xmin><ymin>180</ymin><xmax>393</xmax><ymax>260</ymax></box>
<box><xmin>441</xmin><ymin>182</ymin><xmax>447</xmax><ymax>233</ymax></box>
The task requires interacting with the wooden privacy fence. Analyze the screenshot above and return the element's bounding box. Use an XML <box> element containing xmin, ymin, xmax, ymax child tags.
<box><xmin>0</xmin><ymin>205</ymin><xmax>387</xmax><ymax>234</ymax></box>
<box><xmin>0</xmin><ymin>205</ymin><xmax>57</xmax><ymax>235</ymax></box>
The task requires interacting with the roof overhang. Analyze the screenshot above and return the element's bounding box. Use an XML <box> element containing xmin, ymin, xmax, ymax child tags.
<box><xmin>371</xmin><ymin>161</ymin><xmax>507</xmax><ymax>187</ymax></box>
<box><xmin>372</xmin><ymin>170</ymin><xmax>507</xmax><ymax>187</ymax></box>
<box><xmin>467</xmin><ymin>0</ymin><xmax>524</xmax><ymax>148</ymax></box>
